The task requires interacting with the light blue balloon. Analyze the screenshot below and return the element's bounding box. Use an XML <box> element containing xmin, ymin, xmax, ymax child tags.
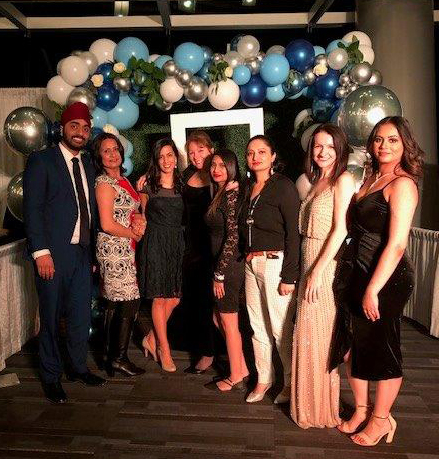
<box><xmin>124</xmin><ymin>139</ymin><xmax>134</xmax><ymax>157</ymax></box>
<box><xmin>114</xmin><ymin>37</ymin><xmax>149</xmax><ymax>66</ymax></box>
<box><xmin>91</xmin><ymin>107</ymin><xmax>108</xmax><ymax>129</ymax></box>
<box><xmin>174</xmin><ymin>42</ymin><xmax>204</xmax><ymax>74</ymax></box>
<box><xmin>288</xmin><ymin>88</ymin><xmax>304</xmax><ymax>100</ymax></box>
<box><xmin>266</xmin><ymin>84</ymin><xmax>285</xmax><ymax>102</ymax></box>
<box><xmin>154</xmin><ymin>55</ymin><xmax>173</xmax><ymax>69</ymax></box>
<box><xmin>107</xmin><ymin>94</ymin><xmax>139</xmax><ymax>130</ymax></box>
<box><xmin>313</xmin><ymin>45</ymin><xmax>326</xmax><ymax>56</ymax></box>
<box><xmin>260</xmin><ymin>54</ymin><xmax>290</xmax><ymax>86</ymax></box>
<box><xmin>123</xmin><ymin>157</ymin><xmax>133</xmax><ymax>176</ymax></box>
<box><xmin>325</xmin><ymin>39</ymin><xmax>348</xmax><ymax>54</ymax></box>
<box><xmin>233</xmin><ymin>65</ymin><xmax>251</xmax><ymax>85</ymax></box>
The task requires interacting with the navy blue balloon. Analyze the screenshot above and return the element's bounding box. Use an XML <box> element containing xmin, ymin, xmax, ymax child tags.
<box><xmin>303</xmin><ymin>85</ymin><xmax>316</xmax><ymax>99</ymax></box>
<box><xmin>285</xmin><ymin>39</ymin><xmax>315</xmax><ymax>72</ymax></box>
<box><xmin>128</xmin><ymin>84</ymin><xmax>146</xmax><ymax>104</ymax></box>
<box><xmin>91</xmin><ymin>127</ymin><xmax>103</xmax><ymax>140</ymax></box>
<box><xmin>312</xmin><ymin>98</ymin><xmax>336</xmax><ymax>122</ymax></box>
<box><xmin>240</xmin><ymin>75</ymin><xmax>267</xmax><ymax>107</ymax></box>
<box><xmin>96</xmin><ymin>83</ymin><xmax>120</xmax><ymax>111</ymax></box>
<box><xmin>95</xmin><ymin>63</ymin><xmax>114</xmax><ymax>83</ymax></box>
<box><xmin>334</xmin><ymin>98</ymin><xmax>343</xmax><ymax>109</ymax></box>
<box><xmin>315</xmin><ymin>69</ymin><xmax>340</xmax><ymax>99</ymax></box>
<box><xmin>230</xmin><ymin>34</ymin><xmax>245</xmax><ymax>51</ymax></box>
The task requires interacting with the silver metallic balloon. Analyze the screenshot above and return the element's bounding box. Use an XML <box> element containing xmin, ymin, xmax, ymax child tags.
<box><xmin>349</xmin><ymin>62</ymin><xmax>373</xmax><ymax>85</ymax></box>
<box><xmin>79</xmin><ymin>51</ymin><xmax>98</xmax><ymax>75</ymax></box>
<box><xmin>244</xmin><ymin>56</ymin><xmax>260</xmax><ymax>75</ymax></box>
<box><xmin>7</xmin><ymin>172</ymin><xmax>24</xmax><ymax>222</ymax></box>
<box><xmin>346</xmin><ymin>82</ymin><xmax>359</xmax><ymax>94</ymax></box>
<box><xmin>4</xmin><ymin>107</ymin><xmax>50</xmax><ymax>156</ymax></box>
<box><xmin>366</xmin><ymin>69</ymin><xmax>383</xmax><ymax>86</ymax></box>
<box><xmin>113</xmin><ymin>76</ymin><xmax>132</xmax><ymax>93</ymax></box>
<box><xmin>303</xmin><ymin>68</ymin><xmax>316</xmax><ymax>86</ymax></box>
<box><xmin>266</xmin><ymin>45</ymin><xmax>285</xmax><ymax>55</ymax></box>
<box><xmin>224</xmin><ymin>51</ymin><xmax>244</xmax><ymax>69</ymax></box>
<box><xmin>335</xmin><ymin>86</ymin><xmax>348</xmax><ymax>99</ymax></box>
<box><xmin>155</xmin><ymin>99</ymin><xmax>173</xmax><ymax>111</ymax></box>
<box><xmin>338</xmin><ymin>85</ymin><xmax>403</xmax><ymax>147</ymax></box>
<box><xmin>175</xmin><ymin>69</ymin><xmax>193</xmax><ymax>88</ymax></box>
<box><xmin>212</xmin><ymin>53</ymin><xmax>225</xmax><ymax>64</ymax></box>
<box><xmin>256</xmin><ymin>51</ymin><xmax>266</xmax><ymax>62</ymax></box>
<box><xmin>339</xmin><ymin>73</ymin><xmax>351</xmax><ymax>87</ymax></box>
<box><xmin>184</xmin><ymin>76</ymin><xmax>208</xmax><ymax>104</ymax></box>
<box><xmin>81</xmin><ymin>79</ymin><xmax>97</xmax><ymax>95</ymax></box>
<box><xmin>66</xmin><ymin>86</ymin><xmax>96</xmax><ymax>111</ymax></box>
<box><xmin>314</xmin><ymin>54</ymin><xmax>328</xmax><ymax>67</ymax></box>
<box><xmin>163</xmin><ymin>60</ymin><xmax>178</xmax><ymax>78</ymax></box>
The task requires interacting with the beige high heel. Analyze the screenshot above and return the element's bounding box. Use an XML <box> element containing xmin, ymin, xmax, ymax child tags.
<box><xmin>246</xmin><ymin>383</ymin><xmax>272</xmax><ymax>403</ymax></box>
<box><xmin>142</xmin><ymin>333</ymin><xmax>157</xmax><ymax>362</ymax></box>
<box><xmin>351</xmin><ymin>413</ymin><xmax>397</xmax><ymax>446</ymax></box>
<box><xmin>157</xmin><ymin>347</ymin><xmax>177</xmax><ymax>373</ymax></box>
<box><xmin>337</xmin><ymin>404</ymin><xmax>372</xmax><ymax>434</ymax></box>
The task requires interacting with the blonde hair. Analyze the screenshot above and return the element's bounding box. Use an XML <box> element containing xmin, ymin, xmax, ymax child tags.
<box><xmin>185</xmin><ymin>130</ymin><xmax>214</xmax><ymax>153</ymax></box>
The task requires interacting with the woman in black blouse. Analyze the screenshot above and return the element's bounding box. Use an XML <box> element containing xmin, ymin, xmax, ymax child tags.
<box><xmin>244</xmin><ymin>135</ymin><xmax>301</xmax><ymax>403</ymax></box>
<box><xmin>205</xmin><ymin>149</ymin><xmax>249</xmax><ymax>391</ymax></box>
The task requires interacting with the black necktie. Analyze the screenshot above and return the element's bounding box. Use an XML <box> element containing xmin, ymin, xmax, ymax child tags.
<box><xmin>71</xmin><ymin>157</ymin><xmax>90</xmax><ymax>247</ymax></box>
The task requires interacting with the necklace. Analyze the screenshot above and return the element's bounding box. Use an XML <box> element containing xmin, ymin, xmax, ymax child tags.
<box><xmin>366</xmin><ymin>171</ymin><xmax>393</xmax><ymax>193</ymax></box>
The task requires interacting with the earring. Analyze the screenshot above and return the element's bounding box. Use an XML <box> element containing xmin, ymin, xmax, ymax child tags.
<box><xmin>270</xmin><ymin>166</ymin><xmax>274</xmax><ymax>175</ymax></box>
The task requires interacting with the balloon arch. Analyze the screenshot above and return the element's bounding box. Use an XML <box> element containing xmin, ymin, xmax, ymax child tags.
<box><xmin>4</xmin><ymin>31</ymin><xmax>403</xmax><ymax>220</ymax></box>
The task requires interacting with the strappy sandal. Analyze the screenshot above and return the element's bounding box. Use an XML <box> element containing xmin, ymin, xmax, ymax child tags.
<box><xmin>351</xmin><ymin>413</ymin><xmax>397</xmax><ymax>446</ymax></box>
<box><xmin>337</xmin><ymin>404</ymin><xmax>372</xmax><ymax>434</ymax></box>
<box><xmin>204</xmin><ymin>377</ymin><xmax>244</xmax><ymax>392</ymax></box>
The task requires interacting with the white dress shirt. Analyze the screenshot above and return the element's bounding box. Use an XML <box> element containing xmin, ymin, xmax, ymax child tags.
<box><xmin>32</xmin><ymin>142</ymin><xmax>91</xmax><ymax>259</ymax></box>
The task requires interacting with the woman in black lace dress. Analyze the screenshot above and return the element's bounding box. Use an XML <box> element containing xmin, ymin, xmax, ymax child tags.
<box><xmin>204</xmin><ymin>149</ymin><xmax>249</xmax><ymax>391</ymax></box>
<box><xmin>332</xmin><ymin>117</ymin><xmax>423</xmax><ymax>446</ymax></box>
<box><xmin>138</xmin><ymin>138</ymin><xmax>184</xmax><ymax>372</ymax></box>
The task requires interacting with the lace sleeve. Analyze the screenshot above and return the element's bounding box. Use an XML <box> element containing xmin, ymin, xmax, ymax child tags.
<box><xmin>215</xmin><ymin>191</ymin><xmax>239</xmax><ymax>279</ymax></box>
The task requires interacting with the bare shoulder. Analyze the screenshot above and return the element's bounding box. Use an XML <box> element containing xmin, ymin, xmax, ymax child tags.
<box><xmin>335</xmin><ymin>171</ymin><xmax>355</xmax><ymax>193</ymax></box>
<box><xmin>389</xmin><ymin>175</ymin><xmax>418</xmax><ymax>196</ymax></box>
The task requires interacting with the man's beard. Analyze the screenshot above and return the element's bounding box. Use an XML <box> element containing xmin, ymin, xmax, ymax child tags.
<box><xmin>63</xmin><ymin>135</ymin><xmax>87</xmax><ymax>152</ymax></box>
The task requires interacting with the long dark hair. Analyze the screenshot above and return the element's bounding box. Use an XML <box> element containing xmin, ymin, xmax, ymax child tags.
<box><xmin>147</xmin><ymin>138</ymin><xmax>183</xmax><ymax>194</ymax></box>
<box><xmin>207</xmin><ymin>149</ymin><xmax>241</xmax><ymax>217</ymax></box>
<box><xmin>92</xmin><ymin>132</ymin><xmax>125</xmax><ymax>176</ymax></box>
<box><xmin>245</xmin><ymin>134</ymin><xmax>283</xmax><ymax>183</ymax></box>
<box><xmin>366</xmin><ymin>116</ymin><xmax>424</xmax><ymax>182</ymax></box>
<box><xmin>304</xmin><ymin>123</ymin><xmax>350</xmax><ymax>186</ymax></box>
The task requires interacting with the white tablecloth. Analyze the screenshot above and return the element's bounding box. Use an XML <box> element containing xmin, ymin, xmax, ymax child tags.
<box><xmin>405</xmin><ymin>227</ymin><xmax>439</xmax><ymax>337</ymax></box>
<box><xmin>0</xmin><ymin>238</ymin><xmax>39</xmax><ymax>372</ymax></box>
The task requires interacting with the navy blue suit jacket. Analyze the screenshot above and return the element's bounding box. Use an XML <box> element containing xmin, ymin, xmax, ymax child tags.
<box><xmin>23</xmin><ymin>145</ymin><xmax>97</xmax><ymax>263</ymax></box>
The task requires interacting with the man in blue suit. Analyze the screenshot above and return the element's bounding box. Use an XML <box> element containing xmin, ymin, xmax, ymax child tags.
<box><xmin>23</xmin><ymin>102</ymin><xmax>106</xmax><ymax>404</ymax></box>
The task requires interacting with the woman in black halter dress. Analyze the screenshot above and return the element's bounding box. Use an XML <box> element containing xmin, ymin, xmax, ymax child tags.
<box><xmin>331</xmin><ymin>117</ymin><xmax>423</xmax><ymax>447</ymax></box>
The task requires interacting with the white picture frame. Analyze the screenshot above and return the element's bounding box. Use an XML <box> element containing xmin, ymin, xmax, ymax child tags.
<box><xmin>170</xmin><ymin>108</ymin><xmax>265</xmax><ymax>169</ymax></box>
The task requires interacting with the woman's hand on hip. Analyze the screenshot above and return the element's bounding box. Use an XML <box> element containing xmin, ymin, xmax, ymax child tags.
<box><xmin>278</xmin><ymin>282</ymin><xmax>295</xmax><ymax>296</ymax></box>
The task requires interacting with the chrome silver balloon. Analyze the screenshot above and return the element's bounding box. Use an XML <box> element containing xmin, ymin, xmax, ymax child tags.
<box><xmin>349</xmin><ymin>62</ymin><xmax>373</xmax><ymax>85</ymax></box>
<box><xmin>366</xmin><ymin>69</ymin><xmax>383</xmax><ymax>86</ymax></box>
<box><xmin>7</xmin><ymin>172</ymin><xmax>24</xmax><ymax>222</ymax></box>
<box><xmin>3</xmin><ymin>107</ymin><xmax>51</xmax><ymax>156</ymax></box>
<box><xmin>212</xmin><ymin>53</ymin><xmax>225</xmax><ymax>64</ymax></box>
<box><xmin>113</xmin><ymin>76</ymin><xmax>132</xmax><ymax>93</ymax></box>
<box><xmin>155</xmin><ymin>99</ymin><xmax>173</xmax><ymax>111</ymax></box>
<box><xmin>256</xmin><ymin>51</ymin><xmax>266</xmax><ymax>62</ymax></box>
<box><xmin>66</xmin><ymin>86</ymin><xmax>96</xmax><ymax>111</ymax></box>
<box><xmin>175</xmin><ymin>69</ymin><xmax>193</xmax><ymax>88</ymax></box>
<box><xmin>79</xmin><ymin>51</ymin><xmax>98</xmax><ymax>75</ymax></box>
<box><xmin>346</xmin><ymin>82</ymin><xmax>359</xmax><ymax>94</ymax></box>
<box><xmin>314</xmin><ymin>54</ymin><xmax>328</xmax><ymax>68</ymax></box>
<box><xmin>338</xmin><ymin>85</ymin><xmax>403</xmax><ymax>147</ymax></box>
<box><xmin>162</xmin><ymin>60</ymin><xmax>178</xmax><ymax>78</ymax></box>
<box><xmin>303</xmin><ymin>68</ymin><xmax>316</xmax><ymax>86</ymax></box>
<box><xmin>244</xmin><ymin>56</ymin><xmax>260</xmax><ymax>75</ymax></box>
<box><xmin>184</xmin><ymin>76</ymin><xmax>208</xmax><ymax>104</ymax></box>
<box><xmin>224</xmin><ymin>51</ymin><xmax>244</xmax><ymax>69</ymax></box>
<box><xmin>339</xmin><ymin>73</ymin><xmax>351</xmax><ymax>87</ymax></box>
<box><xmin>335</xmin><ymin>86</ymin><xmax>348</xmax><ymax>99</ymax></box>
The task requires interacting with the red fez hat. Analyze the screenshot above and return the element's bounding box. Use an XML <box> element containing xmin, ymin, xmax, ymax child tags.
<box><xmin>61</xmin><ymin>102</ymin><xmax>92</xmax><ymax>127</ymax></box>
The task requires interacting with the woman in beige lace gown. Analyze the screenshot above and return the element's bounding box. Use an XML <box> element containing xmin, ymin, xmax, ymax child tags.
<box><xmin>290</xmin><ymin>124</ymin><xmax>355</xmax><ymax>429</ymax></box>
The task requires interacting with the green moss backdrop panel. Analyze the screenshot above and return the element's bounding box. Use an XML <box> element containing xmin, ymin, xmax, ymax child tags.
<box><xmin>122</xmin><ymin>98</ymin><xmax>310</xmax><ymax>181</ymax></box>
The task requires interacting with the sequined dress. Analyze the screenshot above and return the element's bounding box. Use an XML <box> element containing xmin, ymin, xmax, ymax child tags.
<box><xmin>290</xmin><ymin>187</ymin><xmax>341</xmax><ymax>429</ymax></box>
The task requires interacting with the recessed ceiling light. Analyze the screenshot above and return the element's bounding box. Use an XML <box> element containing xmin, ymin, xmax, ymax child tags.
<box><xmin>242</xmin><ymin>0</ymin><xmax>256</xmax><ymax>6</ymax></box>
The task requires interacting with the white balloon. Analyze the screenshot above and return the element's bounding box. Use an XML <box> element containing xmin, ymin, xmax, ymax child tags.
<box><xmin>342</xmin><ymin>31</ymin><xmax>372</xmax><ymax>48</ymax></box>
<box><xmin>148</xmin><ymin>53</ymin><xmax>160</xmax><ymax>63</ymax></box>
<box><xmin>296</xmin><ymin>173</ymin><xmax>313</xmax><ymax>201</ymax></box>
<box><xmin>60</xmin><ymin>56</ymin><xmax>89</xmax><ymax>86</ymax></box>
<box><xmin>266</xmin><ymin>45</ymin><xmax>285</xmax><ymax>55</ymax></box>
<box><xmin>359</xmin><ymin>45</ymin><xmax>375</xmax><ymax>64</ymax></box>
<box><xmin>224</xmin><ymin>51</ymin><xmax>244</xmax><ymax>69</ymax></box>
<box><xmin>79</xmin><ymin>51</ymin><xmax>98</xmax><ymax>75</ymax></box>
<box><xmin>47</xmin><ymin>75</ymin><xmax>75</xmax><ymax>105</ymax></box>
<box><xmin>237</xmin><ymin>35</ymin><xmax>260</xmax><ymax>59</ymax></box>
<box><xmin>293</xmin><ymin>108</ymin><xmax>313</xmax><ymax>132</ymax></box>
<box><xmin>89</xmin><ymin>38</ymin><xmax>117</xmax><ymax>65</ymax></box>
<box><xmin>301</xmin><ymin>123</ymin><xmax>321</xmax><ymax>152</ymax></box>
<box><xmin>160</xmin><ymin>77</ymin><xmax>184</xmax><ymax>103</ymax></box>
<box><xmin>207</xmin><ymin>79</ymin><xmax>240</xmax><ymax>111</ymax></box>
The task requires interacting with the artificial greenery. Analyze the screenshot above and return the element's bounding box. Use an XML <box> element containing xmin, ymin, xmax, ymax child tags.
<box><xmin>110</xmin><ymin>56</ymin><xmax>166</xmax><ymax>106</ymax></box>
<box><xmin>338</xmin><ymin>36</ymin><xmax>364</xmax><ymax>65</ymax></box>
<box><xmin>50</xmin><ymin>100</ymin><xmax>65</xmax><ymax>122</ymax></box>
<box><xmin>208</xmin><ymin>60</ymin><xmax>229</xmax><ymax>93</ymax></box>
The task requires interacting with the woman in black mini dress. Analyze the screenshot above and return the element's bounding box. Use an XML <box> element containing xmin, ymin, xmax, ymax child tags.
<box><xmin>205</xmin><ymin>149</ymin><xmax>248</xmax><ymax>391</ymax></box>
<box><xmin>332</xmin><ymin>117</ymin><xmax>423</xmax><ymax>446</ymax></box>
